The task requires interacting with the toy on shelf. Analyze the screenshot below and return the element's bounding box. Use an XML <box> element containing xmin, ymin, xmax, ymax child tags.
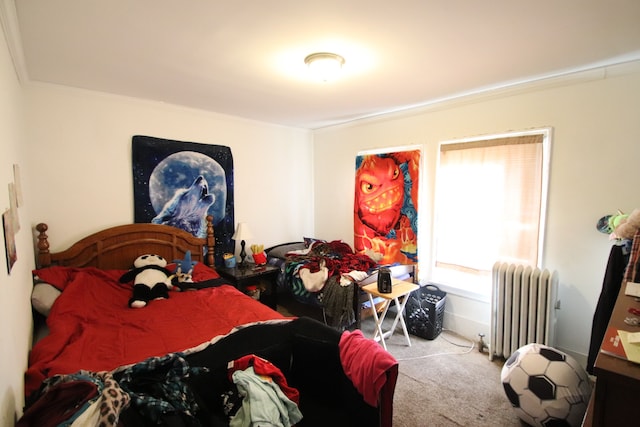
<box><xmin>250</xmin><ymin>244</ymin><xmax>267</xmax><ymax>265</ymax></box>
<box><xmin>223</xmin><ymin>252</ymin><xmax>237</xmax><ymax>268</ymax></box>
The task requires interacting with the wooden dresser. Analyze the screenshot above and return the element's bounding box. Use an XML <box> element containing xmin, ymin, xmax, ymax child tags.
<box><xmin>583</xmin><ymin>284</ymin><xmax>640</xmax><ymax>426</ymax></box>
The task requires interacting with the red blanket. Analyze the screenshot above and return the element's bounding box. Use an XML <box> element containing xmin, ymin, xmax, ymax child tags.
<box><xmin>339</xmin><ymin>329</ymin><xmax>398</xmax><ymax>407</ymax></box>
<box><xmin>26</xmin><ymin>264</ymin><xmax>285</xmax><ymax>398</ymax></box>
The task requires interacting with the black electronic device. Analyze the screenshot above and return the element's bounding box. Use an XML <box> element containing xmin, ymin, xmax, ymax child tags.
<box><xmin>377</xmin><ymin>267</ymin><xmax>392</xmax><ymax>293</ymax></box>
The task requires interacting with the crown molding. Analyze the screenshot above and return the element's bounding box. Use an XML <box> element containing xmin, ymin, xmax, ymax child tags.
<box><xmin>0</xmin><ymin>0</ymin><xmax>29</xmax><ymax>82</ymax></box>
<box><xmin>315</xmin><ymin>56</ymin><xmax>640</xmax><ymax>131</ymax></box>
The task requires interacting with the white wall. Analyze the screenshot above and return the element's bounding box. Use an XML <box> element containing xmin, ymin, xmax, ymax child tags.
<box><xmin>4</xmin><ymin>22</ymin><xmax>640</xmax><ymax>423</ymax></box>
<box><xmin>0</xmin><ymin>16</ymin><xmax>35</xmax><ymax>425</ymax></box>
<box><xmin>24</xmin><ymin>84</ymin><xmax>314</xmax><ymax>253</ymax></box>
<box><xmin>313</xmin><ymin>63</ymin><xmax>640</xmax><ymax>363</ymax></box>
<box><xmin>1</xmin><ymin>69</ymin><xmax>313</xmax><ymax>422</ymax></box>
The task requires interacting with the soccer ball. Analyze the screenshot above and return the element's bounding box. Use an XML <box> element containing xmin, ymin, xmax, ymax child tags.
<box><xmin>501</xmin><ymin>343</ymin><xmax>592</xmax><ymax>427</ymax></box>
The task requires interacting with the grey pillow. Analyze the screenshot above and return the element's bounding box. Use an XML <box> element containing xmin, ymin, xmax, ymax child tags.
<box><xmin>31</xmin><ymin>283</ymin><xmax>61</xmax><ymax>316</ymax></box>
<box><xmin>267</xmin><ymin>242</ymin><xmax>307</xmax><ymax>259</ymax></box>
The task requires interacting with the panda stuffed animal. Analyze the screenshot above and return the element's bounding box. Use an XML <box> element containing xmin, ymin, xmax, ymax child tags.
<box><xmin>120</xmin><ymin>254</ymin><xmax>173</xmax><ymax>308</ymax></box>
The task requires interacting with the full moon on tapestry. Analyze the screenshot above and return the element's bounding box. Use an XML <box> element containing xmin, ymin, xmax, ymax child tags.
<box><xmin>354</xmin><ymin>148</ymin><xmax>420</xmax><ymax>265</ymax></box>
<box><xmin>132</xmin><ymin>135</ymin><xmax>235</xmax><ymax>267</ymax></box>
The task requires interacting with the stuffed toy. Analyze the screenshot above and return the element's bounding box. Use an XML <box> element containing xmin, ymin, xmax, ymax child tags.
<box><xmin>170</xmin><ymin>268</ymin><xmax>195</xmax><ymax>291</ymax></box>
<box><xmin>597</xmin><ymin>211</ymin><xmax>628</xmax><ymax>235</ymax></box>
<box><xmin>172</xmin><ymin>250</ymin><xmax>198</xmax><ymax>275</ymax></box>
<box><xmin>614</xmin><ymin>208</ymin><xmax>640</xmax><ymax>240</ymax></box>
<box><xmin>597</xmin><ymin>209</ymin><xmax>640</xmax><ymax>240</ymax></box>
<box><xmin>119</xmin><ymin>254</ymin><xmax>173</xmax><ymax>308</ymax></box>
<box><xmin>170</xmin><ymin>250</ymin><xmax>198</xmax><ymax>291</ymax></box>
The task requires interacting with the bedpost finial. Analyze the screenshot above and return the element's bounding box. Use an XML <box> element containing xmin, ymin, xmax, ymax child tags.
<box><xmin>206</xmin><ymin>215</ymin><xmax>215</xmax><ymax>267</ymax></box>
<box><xmin>36</xmin><ymin>223</ymin><xmax>51</xmax><ymax>268</ymax></box>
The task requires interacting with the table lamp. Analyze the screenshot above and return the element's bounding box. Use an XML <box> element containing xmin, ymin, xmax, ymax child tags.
<box><xmin>232</xmin><ymin>222</ymin><xmax>253</xmax><ymax>268</ymax></box>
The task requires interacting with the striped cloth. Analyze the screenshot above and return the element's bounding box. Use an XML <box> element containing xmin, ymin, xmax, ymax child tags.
<box><xmin>623</xmin><ymin>229</ymin><xmax>640</xmax><ymax>284</ymax></box>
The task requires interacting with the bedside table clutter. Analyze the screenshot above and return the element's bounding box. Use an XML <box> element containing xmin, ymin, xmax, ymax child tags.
<box><xmin>217</xmin><ymin>263</ymin><xmax>280</xmax><ymax>310</ymax></box>
<box><xmin>223</xmin><ymin>252</ymin><xmax>237</xmax><ymax>268</ymax></box>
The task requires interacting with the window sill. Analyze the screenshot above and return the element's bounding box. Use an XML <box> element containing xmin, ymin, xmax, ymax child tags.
<box><xmin>429</xmin><ymin>268</ymin><xmax>492</xmax><ymax>303</ymax></box>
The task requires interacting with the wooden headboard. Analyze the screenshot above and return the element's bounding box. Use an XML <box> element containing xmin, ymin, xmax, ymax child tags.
<box><xmin>35</xmin><ymin>216</ymin><xmax>215</xmax><ymax>270</ymax></box>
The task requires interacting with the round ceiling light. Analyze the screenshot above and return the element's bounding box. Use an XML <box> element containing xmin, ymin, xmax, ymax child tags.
<box><xmin>304</xmin><ymin>52</ymin><xmax>345</xmax><ymax>82</ymax></box>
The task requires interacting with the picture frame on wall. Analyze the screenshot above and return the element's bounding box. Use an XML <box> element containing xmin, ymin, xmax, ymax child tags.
<box><xmin>3</xmin><ymin>209</ymin><xmax>17</xmax><ymax>274</ymax></box>
<box><xmin>8</xmin><ymin>182</ymin><xmax>19</xmax><ymax>232</ymax></box>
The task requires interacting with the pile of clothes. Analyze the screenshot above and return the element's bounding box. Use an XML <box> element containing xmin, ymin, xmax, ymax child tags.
<box><xmin>19</xmin><ymin>353</ymin><xmax>302</xmax><ymax>427</ymax></box>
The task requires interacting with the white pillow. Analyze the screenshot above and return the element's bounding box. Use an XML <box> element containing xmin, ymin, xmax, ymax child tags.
<box><xmin>31</xmin><ymin>282</ymin><xmax>61</xmax><ymax>316</ymax></box>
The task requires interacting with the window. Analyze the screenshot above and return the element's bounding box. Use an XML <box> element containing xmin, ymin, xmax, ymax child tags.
<box><xmin>432</xmin><ymin>129</ymin><xmax>551</xmax><ymax>298</ymax></box>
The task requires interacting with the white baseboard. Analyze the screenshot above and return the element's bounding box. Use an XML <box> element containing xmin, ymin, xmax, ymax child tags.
<box><xmin>555</xmin><ymin>346</ymin><xmax>588</xmax><ymax>368</ymax></box>
<box><xmin>442</xmin><ymin>310</ymin><xmax>490</xmax><ymax>344</ymax></box>
<box><xmin>442</xmin><ymin>309</ymin><xmax>588</xmax><ymax>368</ymax></box>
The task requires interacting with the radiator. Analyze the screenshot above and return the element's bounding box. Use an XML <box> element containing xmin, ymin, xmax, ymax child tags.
<box><xmin>489</xmin><ymin>262</ymin><xmax>559</xmax><ymax>360</ymax></box>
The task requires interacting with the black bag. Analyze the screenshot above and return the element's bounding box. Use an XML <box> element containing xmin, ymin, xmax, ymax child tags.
<box><xmin>404</xmin><ymin>284</ymin><xmax>446</xmax><ymax>340</ymax></box>
<box><xmin>377</xmin><ymin>267</ymin><xmax>392</xmax><ymax>293</ymax></box>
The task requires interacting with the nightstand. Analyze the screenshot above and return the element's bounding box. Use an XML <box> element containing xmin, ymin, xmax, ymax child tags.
<box><xmin>216</xmin><ymin>264</ymin><xmax>279</xmax><ymax>310</ymax></box>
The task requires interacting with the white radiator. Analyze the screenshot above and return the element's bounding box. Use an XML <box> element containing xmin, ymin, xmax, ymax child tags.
<box><xmin>490</xmin><ymin>262</ymin><xmax>559</xmax><ymax>360</ymax></box>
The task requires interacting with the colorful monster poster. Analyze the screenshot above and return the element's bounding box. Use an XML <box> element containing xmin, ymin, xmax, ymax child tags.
<box><xmin>354</xmin><ymin>148</ymin><xmax>420</xmax><ymax>265</ymax></box>
<box><xmin>132</xmin><ymin>135</ymin><xmax>234</xmax><ymax>266</ymax></box>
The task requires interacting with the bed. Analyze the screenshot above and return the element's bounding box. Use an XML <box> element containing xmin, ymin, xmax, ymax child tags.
<box><xmin>23</xmin><ymin>217</ymin><xmax>398</xmax><ymax>427</ymax></box>
<box><xmin>266</xmin><ymin>239</ymin><xmax>417</xmax><ymax>330</ymax></box>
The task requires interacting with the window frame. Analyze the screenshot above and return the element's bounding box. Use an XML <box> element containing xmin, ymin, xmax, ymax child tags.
<box><xmin>429</xmin><ymin>127</ymin><xmax>552</xmax><ymax>301</ymax></box>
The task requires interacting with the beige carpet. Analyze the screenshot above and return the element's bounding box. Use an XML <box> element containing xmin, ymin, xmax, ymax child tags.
<box><xmin>276</xmin><ymin>294</ymin><xmax>523</xmax><ymax>426</ymax></box>
<box><xmin>358</xmin><ymin>314</ymin><xmax>523</xmax><ymax>426</ymax></box>
<box><xmin>362</xmin><ymin>313</ymin><xmax>524</xmax><ymax>427</ymax></box>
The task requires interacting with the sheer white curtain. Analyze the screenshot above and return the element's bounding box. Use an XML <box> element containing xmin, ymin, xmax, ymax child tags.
<box><xmin>435</xmin><ymin>134</ymin><xmax>544</xmax><ymax>276</ymax></box>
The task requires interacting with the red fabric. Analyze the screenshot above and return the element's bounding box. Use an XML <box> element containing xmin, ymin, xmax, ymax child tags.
<box><xmin>288</xmin><ymin>240</ymin><xmax>377</xmax><ymax>278</ymax></box>
<box><xmin>252</xmin><ymin>252</ymin><xmax>267</xmax><ymax>265</ymax></box>
<box><xmin>32</xmin><ymin>265</ymin><xmax>77</xmax><ymax>291</ymax></box>
<box><xmin>34</xmin><ymin>262</ymin><xmax>219</xmax><ymax>290</ymax></box>
<box><xmin>26</xmin><ymin>264</ymin><xmax>285</xmax><ymax>398</ymax></box>
<box><xmin>229</xmin><ymin>354</ymin><xmax>300</xmax><ymax>404</ymax></box>
<box><xmin>339</xmin><ymin>329</ymin><xmax>398</xmax><ymax>407</ymax></box>
<box><xmin>17</xmin><ymin>380</ymin><xmax>98</xmax><ymax>427</ymax></box>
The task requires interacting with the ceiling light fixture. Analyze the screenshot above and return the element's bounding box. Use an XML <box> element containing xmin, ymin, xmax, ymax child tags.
<box><xmin>304</xmin><ymin>52</ymin><xmax>345</xmax><ymax>82</ymax></box>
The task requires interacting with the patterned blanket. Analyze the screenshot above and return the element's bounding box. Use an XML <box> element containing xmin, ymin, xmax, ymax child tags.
<box><xmin>283</xmin><ymin>241</ymin><xmax>377</xmax><ymax>326</ymax></box>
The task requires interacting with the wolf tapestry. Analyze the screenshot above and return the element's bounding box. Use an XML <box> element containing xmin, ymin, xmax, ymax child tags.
<box><xmin>132</xmin><ymin>135</ymin><xmax>234</xmax><ymax>266</ymax></box>
<box><xmin>354</xmin><ymin>148</ymin><xmax>420</xmax><ymax>265</ymax></box>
